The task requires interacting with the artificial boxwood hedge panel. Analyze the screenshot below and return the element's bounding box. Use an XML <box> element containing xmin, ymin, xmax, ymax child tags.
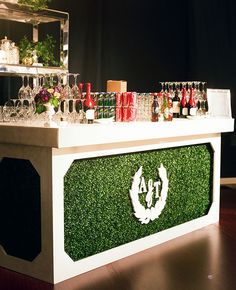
<box><xmin>64</xmin><ymin>143</ymin><xmax>213</xmax><ymax>261</ymax></box>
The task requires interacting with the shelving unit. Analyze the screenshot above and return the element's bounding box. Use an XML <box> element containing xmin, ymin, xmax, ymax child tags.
<box><xmin>0</xmin><ymin>0</ymin><xmax>69</xmax><ymax>74</ymax></box>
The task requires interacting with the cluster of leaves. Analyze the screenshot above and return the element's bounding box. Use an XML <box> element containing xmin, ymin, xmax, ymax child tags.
<box><xmin>19</xmin><ymin>35</ymin><xmax>59</xmax><ymax>67</ymax></box>
<box><xmin>18</xmin><ymin>0</ymin><xmax>51</xmax><ymax>11</ymax></box>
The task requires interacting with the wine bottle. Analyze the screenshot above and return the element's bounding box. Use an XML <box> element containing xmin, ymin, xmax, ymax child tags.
<box><xmin>84</xmin><ymin>83</ymin><xmax>95</xmax><ymax>124</ymax></box>
<box><xmin>180</xmin><ymin>87</ymin><xmax>188</xmax><ymax>118</ymax></box>
<box><xmin>151</xmin><ymin>93</ymin><xmax>160</xmax><ymax>122</ymax></box>
<box><xmin>188</xmin><ymin>87</ymin><xmax>197</xmax><ymax>116</ymax></box>
<box><xmin>172</xmin><ymin>89</ymin><xmax>180</xmax><ymax>118</ymax></box>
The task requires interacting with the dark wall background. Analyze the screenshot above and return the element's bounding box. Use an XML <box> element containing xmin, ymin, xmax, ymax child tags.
<box><xmin>0</xmin><ymin>0</ymin><xmax>236</xmax><ymax>177</ymax></box>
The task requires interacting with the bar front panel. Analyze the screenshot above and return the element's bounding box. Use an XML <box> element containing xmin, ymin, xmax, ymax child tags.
<box><xmin>64</xmin><ymin>143</ymin><xmax>213</xmax><ymax>261</ymax></box>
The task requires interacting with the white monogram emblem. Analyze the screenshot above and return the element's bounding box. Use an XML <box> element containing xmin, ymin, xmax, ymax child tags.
<box><xmin>129</xmin><ymin>164</ymin><xmax>169</xmax><ymax>224</ymax></box>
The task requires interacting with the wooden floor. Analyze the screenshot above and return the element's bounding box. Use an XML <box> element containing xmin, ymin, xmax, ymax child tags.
<box><xmin>1</xmin><ymin>185</ymin><xmax>236</xmax><ymax>290</ymax></box>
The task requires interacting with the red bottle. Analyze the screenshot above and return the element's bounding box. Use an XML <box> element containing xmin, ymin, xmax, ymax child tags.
<box><xmin>188</xmin><ymin>87</ymin><xmax>197</xmax><ymax>116</ymax></box>
<box><xmin>85</xmin><ymin>83</ymin><xmax>95</xmax><ymax>123</ymax></box>
<box><xmin>180</xmin><ymin>87</ymin><xmax>188</xmax><ymax>118</ymax></box>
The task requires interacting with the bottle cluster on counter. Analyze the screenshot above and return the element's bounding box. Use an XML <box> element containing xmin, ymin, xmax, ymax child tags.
<box><xmin>150</xmin><ymin>81</ymin><xmax>208</xmax><ymax>122</ymax></box>
<box><xmin>78</xmin><ymin>81</ymin><xmax>208</xmax><ymax>124</ymax></box>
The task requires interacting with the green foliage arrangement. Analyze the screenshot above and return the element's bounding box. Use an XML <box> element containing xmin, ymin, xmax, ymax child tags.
<box><xmin>18</xmin><ymin>0</ymin><xmax>51</xmax><ymax>11</ymax></box>
<box><xmin>19</xmin><ymin>35</ymin><xmax>59</xmax><ymax>67</ymax></box>
<box><xmin>64</xmin><ymin>144</ymin><xmax>213</xmax><ymax>261</ymax></box>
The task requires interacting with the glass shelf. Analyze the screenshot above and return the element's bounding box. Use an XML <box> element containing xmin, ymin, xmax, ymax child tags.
<box><xmin>0</xmin><ymin>1</ymin><xmax>68</xmax><ymax>25</ymax></box>
<box><xmin>0</xmin><ymin>63</ymin><xmax>68</xmax><ymax>76</ymax></box>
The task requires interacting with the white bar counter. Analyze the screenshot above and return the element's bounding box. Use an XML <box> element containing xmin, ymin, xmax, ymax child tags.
<box><xmin>0</xmin><ymin>117</ymin><xmax>234</xmax><ymax>148</ymax></box>
<box><xmin>0</xmin><ymin>117</ymin><xmax>234</xmax><ymax>284</ymax></box>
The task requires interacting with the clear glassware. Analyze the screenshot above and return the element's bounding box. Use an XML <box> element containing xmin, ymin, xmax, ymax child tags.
<box><xmin>78</xmin><ymin>92</ymin><xmax>86</xmax><ymax>123</ymax></box>
<box><xmin>56</xmin><ymin>73</ymin><xmax>63</xmax><ymax>93</ymax></box>
<box><xmin>0</xmin><ymin>106</ymin><xmax>3</xmax><ymax>122</ymax></box>
<box><xmin>194</xmin><ymin>81</ymin><xmax>201</xmax><ymax>115</ymax></box>
<box><xmin>201</xmin><ymin>82</ymin><xmax>208</xmax><ymax>114</ymax></box>
<box><xmin>3</xmin><ymin>100</ymin><xmax>14</xmax><ymax>122</ymax></box>
<box><xmin>63</xmin><ymin>73</ymin><xmax>72</xmax><ymax>99</ymax></box>
<box><xmin>25</xmin><ymin>75</ymin><xmax>33</xmax><ymax>99</ymax></box>
<box><xmin>54</xmin><ymin>99</ymin><xmax>63</xmax><ymax>122</ymax></box>
<box><xmin>160</xmin><ymin>82</ymin><xmax>164</xmax><ymax>93</ymax></box>
<box><xmin>18</xmin><ymin>75</ymin><xmax>26</xmax><ymax>99</ymax></box>
<box><xmin>71</xmin><ymin>73</ymin><xmax>80</xmax><ymax>98</ymax></box>
<box><xmin>169</xmin><ymin>82</ymin><xmax>175</xmax><ymax>99</ymax></box>
<box><xmin>70</xmin><ymin>99</ymin><xmax>79</xmax><ymax>123</ymax></box>
<box><xmin>32</xmin><ymin>74</ymin><xmax>41</xmax><ymax>97</ymax></box>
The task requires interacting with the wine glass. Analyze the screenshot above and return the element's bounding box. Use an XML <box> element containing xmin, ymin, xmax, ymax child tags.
<box><xmin>160</xmin><ymin>82</ymin><xmax>164</xmax><ymax>93</ymax></box>
<box><xmin>0</xmin><ymin>106</ymin><xmax>3</xmax><ymax>122</ymax></box>
<box><xmin>18</xmin><ymin>75</ymin><xmax>26</xmax><ymax>99</ymax></box>
<box><xmin>3</xmin><ymin>100</ymin><xmax>15</xmax><ymax>122</ymax></box>
<box><xmin>194</xmin><ymin>81</ymin><xmax>201</xmax><ymax>114</ymax></box>
<box><xmin>71</xmin><ymin>73</ymin><xmax>80</xmax><ymax>98</ymax></box>
<box><xmin>32</xmin><ymin>74</ymin><xmax>41</xmax><ymax>97</ymax></box>
<box><xmin>78</xmin><ymin>92</ymin><xmax>86</xmax><ymax>123</ymax></box>
<box><xmin>63</xmin><ymin>73</ymin><xmax>72</xmax><ymax>99</ymax></box>
<box><xmin>56</xmin><ymin>73</ymin><xmax>63</xmax><ymax>92</ymax></box>
<box><xmin>201</xmin><ymin>82</ymin><xmax>208</xmax><ymax>114</ymax></box>
<box><xmin>25</xmin><ymin>75</ymin><xmax>33</xmax><ymax>99</ymax></box>
<box><xmin>169</xmin><ymin>82</ymin><xmax>175</xmax><ymax>99</ymax></box>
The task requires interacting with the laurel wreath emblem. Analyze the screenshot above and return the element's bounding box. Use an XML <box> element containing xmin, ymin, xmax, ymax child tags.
<box><xmin>129</xmin><ymin>163</ymin><xmax>169</xmax><ymax>224</ymax></box>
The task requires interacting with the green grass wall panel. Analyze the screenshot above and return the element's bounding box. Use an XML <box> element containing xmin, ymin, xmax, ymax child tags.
<box><xmin>64</xmin><ymin>144</ymin><xmax>213</xmax><ymax>261</ymax></box>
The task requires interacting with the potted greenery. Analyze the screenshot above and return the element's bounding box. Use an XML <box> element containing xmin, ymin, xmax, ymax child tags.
<box><xmin>19</xmin><ymin>35</ymin><xmax>59</xmax><ymax>67</ymax></box>
<box><xmin>17</xmin><ymin>0</ymin><xmax>51</xmax><ymax>11</ymax></box>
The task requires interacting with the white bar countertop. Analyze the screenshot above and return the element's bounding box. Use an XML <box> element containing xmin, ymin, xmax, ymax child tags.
<box><xmin>0</xmin><ymin>117</ymin><xmax>234</xmax><ymax>148</ymax></box>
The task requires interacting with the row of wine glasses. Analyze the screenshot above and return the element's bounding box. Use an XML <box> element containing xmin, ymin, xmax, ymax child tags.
<box><xmin>17</xmin><ymin>73</ymin><xmax>80</xmax><ymax>100</ymax></box>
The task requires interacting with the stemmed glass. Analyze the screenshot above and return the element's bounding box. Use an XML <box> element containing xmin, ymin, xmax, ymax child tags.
<box><xmin>160</xmin><ymin>82</ymin><xmax>164</xmax><ymax>93</ymax></box>
<box><xmin>56</xmin><ymin>73</ymin><xmax>63</xmax><ymax>92</ymax></box>
<box><xmin>71</xmin><ymin>73</ymin><xmax>80</xmax><ymax>98</ymax></box>
<box><xmin>169</xmin><ymin>82</ymin><xmax>175</xmax><ymax>99</ymax></box>
<box><xmin>32</xmin><ymin>74</ymin><xmax>41</xmax><ymax>97</ymax></box>
<box><xmin>79</xmin><ymin>89</ymin><xmax>86</xmax><ymax>123</ymax></box>
<box><xmin>25</xmin><ymin>75</ymin><xmax>33</xmax><ymax>99</ymax></box>
<box><xmin>63</xmin><ymin>73</ymin><xmax>72</xmax><ymax>99</ymax></box>
<box><xmin>61</xmin><ymin>73</ymin><xmax>72</xmax><ymax>120</ymax></box>
<box><xmin>201</xmin><ymin>82</ymin><xmax>208</xmax><ymax>114</ymax></box>
<box><xmin>18</xmin><ymin>75</ymin><xmax>26</xmax><ymax>99</ymax></box>
<box><xmin>3</xmin><ymin>101</ymin><xmax>13</xmax><ymax>122</ymax></box>
<box><xmin>194</xmin><ymin>81</ymin><xmax>201</xmax><ymax>115</ymax></box>
<box><xmin>71</xmin><ymin>73</ymin><xmax>80</xmax><ymax>122</ymax></box>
